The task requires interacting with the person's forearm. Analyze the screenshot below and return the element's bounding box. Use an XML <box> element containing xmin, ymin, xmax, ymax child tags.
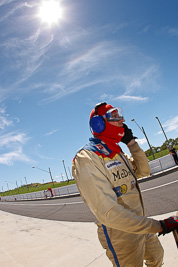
<box><xmin>127</xmin><ymin>139</ymin><xmax>136</xmax><ymax>147</ymax></box>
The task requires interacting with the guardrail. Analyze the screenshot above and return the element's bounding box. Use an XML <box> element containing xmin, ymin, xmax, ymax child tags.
<box><xmin>1</xmin><ymin>154</ymin><xmax>177</xmax><ymax>202</ymax></box>
<box><xmin>0</xmin><ymin>184</ymin><xmax>79</xmax><ymax>202</ymax></box>
<box><xmin>149</xmin><ymin>154</ymin><xmax>176</xmax><ymax>174</ymax></box>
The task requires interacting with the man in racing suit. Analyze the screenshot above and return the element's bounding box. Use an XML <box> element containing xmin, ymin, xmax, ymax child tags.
<box><xmin>72</xmin><ymin>102</ymin><xmax>178</xmax><ymax>267</ymax></box>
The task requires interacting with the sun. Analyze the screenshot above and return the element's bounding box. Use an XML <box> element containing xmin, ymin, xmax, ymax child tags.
<box><xmin>38</xmin><ymin>0</ymin><xmax>63</xmax><ymax>26</ymax></box>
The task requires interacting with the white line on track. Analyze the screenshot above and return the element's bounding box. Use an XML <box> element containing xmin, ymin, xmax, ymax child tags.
<box><xmin>141</xmin><ymin>179</ymin><xmax>178</xmax><ymax>193</ymax></box>
<box><xmin>0</xmin><ymin>201</ymin><xmax>84</xmax><ymax>206</ymax></box>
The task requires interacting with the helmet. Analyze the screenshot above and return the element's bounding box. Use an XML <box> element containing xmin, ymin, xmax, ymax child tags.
<box><xmin>90</xmin><ymin>102</ymin><xmax>123</xmax><ymax>134</ymax></box>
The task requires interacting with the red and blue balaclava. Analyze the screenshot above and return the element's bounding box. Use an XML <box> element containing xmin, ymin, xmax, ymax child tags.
<box><xmin>90</xmin><ymin>103</ymin><xmax>125</xmax><ymax>153</ymax></box>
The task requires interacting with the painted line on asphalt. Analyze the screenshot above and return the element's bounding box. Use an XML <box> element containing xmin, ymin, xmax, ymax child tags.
<box><xmin>141</xmin><ymin>179</ymin><xmax>178</xmax><ymax>193</ymax></box>
<box><xmin>0</xmin><ymin>201</ymin><xmax>84</xmax><ymax>206</ymax></box>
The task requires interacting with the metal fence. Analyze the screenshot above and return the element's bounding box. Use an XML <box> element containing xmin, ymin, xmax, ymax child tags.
<box><xmin>0</xmin><ymin>184</ymin><xmax>79</xmax><ymax>202</ymax></box>
<box><xmin>149</xmin><ymin>154</ymin><xmax>176</xmax><ymax>174</ymax></box>
<box><xmin>1</xmin><ymin>154</ymin><xmax>177</xmax><ymax>202</ymax></box>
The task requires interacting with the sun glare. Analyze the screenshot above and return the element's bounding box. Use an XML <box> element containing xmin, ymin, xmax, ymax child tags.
<box><xmin>38</xmin><ymin>0</ymin><xmax>63</xmax><ymax>26</ymax></box>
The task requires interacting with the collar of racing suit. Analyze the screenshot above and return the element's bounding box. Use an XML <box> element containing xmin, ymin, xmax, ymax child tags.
<box><xmin>95</xmin><ymin>121</ymin><xmax>125</xmax><ymax>154</ymax></box>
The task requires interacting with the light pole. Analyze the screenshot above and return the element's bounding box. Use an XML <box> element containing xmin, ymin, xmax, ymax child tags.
<box><xmin>68</xmin><ymin>167</ymin><xmax>73</xmax><ymax>179</ymax></box>
<box><xmin>155</xmin><ymin>116</ymin><xmax>169</xmax><ymax>147</ymax></box>
<box><xmin>1</xmin><ymin>186</ymin><xmax>4</xmax><ymax>196</ymax></box>
<box><xmin>32</xmin><ymin>166</ymin><xmax>54</xmax><ymax>187</ymax></box>
<box><xmin>5</xmin><ymin>181</ymin><xmax>17</xmax><ymax>194</ymax></box>
<box><xmin>61</xmin><ymin>173</ymin><xmax>64</xmax><ymax>182</ymax></box>
<box><xmin>24</xmin><ymin>177</ymin><xmax>29</xmax><ymax>191</ymax></box>
<box><xmin>62</xmin><ymin>160</ymin><xmax>69</xmax><ymax>183</ymax></box>
<box><xmin>131</xmin><ymin>119</ymin><xmax>155</xmax><ymax>160</ymax></box>
<box><xmin>6</xmin><ymin>183</ymin><xmax>9</xmax><ymax>192</ymax></box>
<box><xmin>48</xmin><ymin>168</ymin><xmax>54</xmax><ymax>186</ymax></box>
<box><xmin>16</xmin><ymin>181</ymin><xmax>20</xmax><ymax>193</ymax></box>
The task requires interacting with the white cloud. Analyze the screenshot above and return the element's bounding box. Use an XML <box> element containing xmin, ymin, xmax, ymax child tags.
<box><xmin>163</xmin><ymin>26</ymin><xmax>178</xmax><ymax>36</ymax></box>
<box><xmin>0</xmin><ymin>8</ymin><xmax>160</xmax><ymax>104</ymax></box>
<box><xmin>100</xmin><ymin>93</ymin><xmax>113</xmax><ymax>102</ymax></box>
<box><xmin>0</xmin><ymin>132</ymin><xmax>29</xmax><ymax>148</ymax></box>
<box><xmin>0</xmin><ymin>147</ymin><xmax>31</xmax><ymax>166</ymax></box>
<box><xmin>66</xmin><ymin>41</ymin><xmax>125</xmax><ymax>73</ymax></box>
<box><xmin>3</xmin><ymin>30</ymin><xmax>53</xmax><ymax>82</ymax></box>
<box><xmin>44</xmin><ymin>129</ymin><xmax>58</xmax><ymax>136</ymax></box>
<box><xmin>155</xmin><ymin>115</ymin><xmax>178</xmax><ymax>135</ymax></box>
<box><xmin>126</xmin><ymin>65</ymin><xmax>160</xmax><ymax>94</ymax></box>
<box><xmin>0</xmin><ymin>106</ymin><xmax>31</xmax><ymax>165</ymax></box>
<box><xmin>0</xmin><ymin>1</ymin><xmax>35</xmax><ymax>23</ymax></box>
<box><xmin>40</xmin><ymin>41</ymin><xmax>159</xmax><ymax>103</ymax></box>
<box><xmin>0</xmin><ymin>115</ymin><xmax>13</xmax><ymax>129</ymax></box>
<box><xmin>155</xmin><ymin>130</ymin><xmax>163</xmax><ymax>136</ymax></box>
<box><xmin>0</xmin><ymin>0</ymin><xmax>15</xmax><ymax>8</ymax></box>
<box><xmin>141</xmin><ymin>25</ymin><xmax>151</xmax><ymax>33</ymax></box>
<box><xmin>163</xmin><ymin>115</ymin><xmax>178</xmax><ymax>133</ymax></box>
<box><xmin>115</xmin><ymin>95</ymin><xmax>148</xmax><ymax>102</ymax></box>
<box><xmin>0</xmin><ymin>132</ymin><xmax>31</xmax><ymax>165</ymax></box>
<box><xmin>100</xmin><ymin>93</ymin><xmax>148</xmax><ymax>103</ymax></box>
<box><xmin>137</xmin><ymin>138</ymin><xmax>147</xmax><ymax>145</ymax></box>
<box><xmin>0</xmin><ymin>107</ymin><xmax>13</xmax><ymax>129</ymax></box>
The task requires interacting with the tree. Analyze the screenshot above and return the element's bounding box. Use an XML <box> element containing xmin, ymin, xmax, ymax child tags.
<box><xmin>160</xmin><ymin>141</ymin><xmax>169</xmax><ymax>151</ymax></box>
<box><xmin>175</xmin><ymin>137</ymin><xmax>178</xmax><ymax>145</ymax></box>
<box><xmin>145</xmin><ymin>148</ymin><xmax>151</xmax><ymax>157</ymax></box>
<box><xmin>145</xmin><ymin>137</ymin><xmax>178</xmax><ymax>155</ymax></box>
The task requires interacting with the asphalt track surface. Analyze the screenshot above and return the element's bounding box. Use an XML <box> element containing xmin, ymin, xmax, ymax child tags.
<box><xmin>0</xmin><ymin>170</ymin><xmax>177</xmax><ymax>222</ymax></box>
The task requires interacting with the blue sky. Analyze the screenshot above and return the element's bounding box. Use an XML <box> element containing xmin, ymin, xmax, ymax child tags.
<box><xmin>0</xmin><ymin>0</ymin><xmax>178</xmax><ymax>191</ymax></box>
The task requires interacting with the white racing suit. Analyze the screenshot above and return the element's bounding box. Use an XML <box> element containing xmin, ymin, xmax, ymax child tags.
<box><xmin>72</xmin><ymin>137</ymin><xmax>164</xmax><ymax>267</ymax></box>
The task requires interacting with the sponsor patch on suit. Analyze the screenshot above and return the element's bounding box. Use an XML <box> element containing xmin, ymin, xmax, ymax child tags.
<box><xmin>105</xmin><ymin>160</ymin><xmax>122</xmax><ymax>170</ymax></box>
<box><xmin>113</xmin><ymin>184</ymin><xmax>127</xmax><ymax>196</ymax></box>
